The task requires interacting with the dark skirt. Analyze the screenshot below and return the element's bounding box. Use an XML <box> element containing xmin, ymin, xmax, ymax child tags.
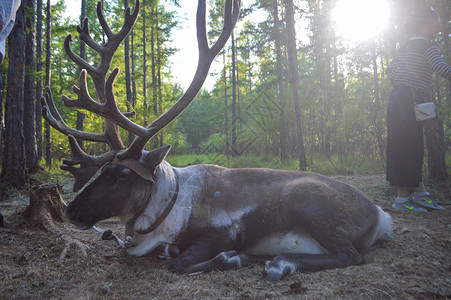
<box><xmin>386</xmin><ymin>85</ymin><xmax>424</xmax><ymax>187</ymax></box>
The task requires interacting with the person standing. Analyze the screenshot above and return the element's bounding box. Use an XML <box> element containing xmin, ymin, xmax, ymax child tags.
<box><xmin>387</xmin><ymin>7</ymin><xmax>451</xmax><ymax>212</ymax></box>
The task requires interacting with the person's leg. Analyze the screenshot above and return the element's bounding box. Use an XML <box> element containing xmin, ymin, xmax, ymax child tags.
<box><xmin>387</xmin><ymin>87</ymin><xmax>427</xmax><ymax>212</ymax></box>
<box><xmin>386</xmin><ymin>87</ymin><xmax>423</xmax><ymax>189</ymax></box>
<box><xmin>397</xmin><ymin>186</ymin><xmax>411</xmax><ymax>198</ymax></box>
<box><xmin>413</xmin><ymin>182</ymin><xmax>427</xmax><ymax>194</ymax></box>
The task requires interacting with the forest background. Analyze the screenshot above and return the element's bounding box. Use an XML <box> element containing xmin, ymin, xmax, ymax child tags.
<box><xmin>0</xmin><ymin>0</ymin><xmax>450</xmax><ymax>190</ymax></box>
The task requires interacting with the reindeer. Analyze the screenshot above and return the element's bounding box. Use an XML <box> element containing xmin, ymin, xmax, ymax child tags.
<box><xmin>41</xmin><ymin>0</ymin><xmax>392</xmax><ymax>281</ymax></box>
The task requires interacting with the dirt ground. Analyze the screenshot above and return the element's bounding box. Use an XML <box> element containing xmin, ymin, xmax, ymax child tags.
<box><xmin>0</xmin><ymin>174</ymin><xmax>450</xmax><ymax>299</ymax></box>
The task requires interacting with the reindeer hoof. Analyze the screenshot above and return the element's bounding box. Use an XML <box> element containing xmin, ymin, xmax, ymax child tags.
<box><xmin>124</xmin><ymin>236</ymin><xmax>133</xmax><ymax>248</ymax></box>
<box><xmin>213</xmin><ymin>250</ymin><xmax>240</xmax><ymax>268</ymax></box>
<box><xmin>263</xmin><ymin>255</ymin><xmax>296</xmax><ymax>281</ymax></box>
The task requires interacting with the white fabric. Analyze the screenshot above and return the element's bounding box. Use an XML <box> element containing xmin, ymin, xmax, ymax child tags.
<box><xmin>0</xmin><ymin>0</ymin><xmax>21</xmax><ymax>63</ymax></box>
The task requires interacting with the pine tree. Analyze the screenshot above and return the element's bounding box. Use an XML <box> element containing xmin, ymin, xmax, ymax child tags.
<box><xmin>1</xmin><ymin>2</ymin><xmax>27</xmax><ymax>187</ymax></box>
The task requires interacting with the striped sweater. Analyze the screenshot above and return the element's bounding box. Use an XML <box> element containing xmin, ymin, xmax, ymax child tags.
<box><xmin>388</xmin><ymin>37</ymin><xmax>451</xmax><ymax>97</ymax></box>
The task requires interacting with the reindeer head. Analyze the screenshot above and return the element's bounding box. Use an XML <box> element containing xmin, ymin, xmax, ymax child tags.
<box><xmin>65</xmin><ymin>146</ymin><xmax>171</xmax><ymax>229</ymax></box>
<box><xmin>42</xmin><ymin>0</ymin><xmax>240</xmax><ymax>229</ymax></box>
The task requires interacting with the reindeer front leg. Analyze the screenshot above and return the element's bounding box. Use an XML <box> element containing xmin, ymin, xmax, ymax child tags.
<box><xmin>169</xmin><ymin>233</ymin><xmax>236</xmax><ymax>274</ymax></box>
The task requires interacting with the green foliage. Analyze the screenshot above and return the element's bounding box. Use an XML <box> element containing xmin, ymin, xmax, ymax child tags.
<box><xmin>179</xmin><ymin>90</ymin><xmax>223</xmax><ymax>152</ymax></box>
<box><xmin>166</xmin><ymin>153</ymin><xmax>222</xmax><ymax>167</ymax></box>
<box><xmin>38</xmin><ymin>0</ymin><xmax>180</xmax><ymax>155</ymax></box>
<box><xmin>3</xmin><ymin>0</ymin><xmax>449</xmax><ymax>179</ymax></box>
<box><xmin>307</xmin><ymin>155</ymin><xmax>385</xmax><ymax>176</ymax></box>
<box><xmin>167</xmin><ymin>152</ymin><xmax>384</xmax><ymax>175</ymax></box>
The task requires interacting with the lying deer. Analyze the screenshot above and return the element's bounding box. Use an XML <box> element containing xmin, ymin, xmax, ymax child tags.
<box><xmin>42</xmin><ymin>0</ymin><xmax>393</xmax><ymax>281</ymax></box>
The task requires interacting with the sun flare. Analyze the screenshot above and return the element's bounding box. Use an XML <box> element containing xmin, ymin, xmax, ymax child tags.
<box><xmin>333</xmin><ymin>0</ymin><xmax>389</xmax><ymax>42</ymax></box>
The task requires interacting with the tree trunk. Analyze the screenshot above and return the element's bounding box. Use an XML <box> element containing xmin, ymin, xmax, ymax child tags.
<box><xmin>23</xmin><ymin>183</ymin><xmax>88</xmax><ymax>261</ymax></box>
<box><xmin>273</xmin><ymin>0</ymin><xmax>287</xmax><ymax>161</ymax></box>
<box><xmin>24</xmin><ymin>184</ymin><xmax>66</xmax><ymax>226</ymax></box>
<box><xmin>246</xmin><ymin>39</ymin><xmax>253</xmax><ymax>120</ymax></box>
<box><xmin>35</xmin><ymin>0</ymin><xmax>43</xmax><ymax>161</ymax></box>
<box><xmin>24</xmin><ymin>0</ymin><xmax>39</xmax><ymax>173</ymax></box>
<box><xmin>142</xmin><ymin>0</ymin><xmax>148</xmax><ymax>126</ymax></box>
<box><xmin>322</xmin><ymin>37</ymin><xmax>332</xmax><ymax>157</ymax></box>
<box><xmin>371</xmin><ymin>46</ymin><xmax>385</xmax><ymax>162</ymax></box>
<box><xmin>331</xmin><ymin>32</ymin><xmax>344</xmax><ymax>157</ymax></box>
<box><xmin>76</xmin><ymin>0</ymin><xmax>87</xmax><ymax>149</ymax></box>
<box><xmin>151</xmin><ymin>5</ymin><xmax>159</xmax><ymax>148</ymax></box>
<box><xmin>223</xmin><ymin>51</ymin><xmax>229</xmax><ymax>156</ymax></box>
<box><xmin>124</xmin><ymin>0</ymin><xmax>133</xmax><ymax>147</ymax></box>
<box><xmin>286</xmin><ymin>0</ymin><xmax>307</xmax><ymax>170</ymax></box>
<box><xmin>231</xmin><ymin>31</ymin><xmax>238</xmax><ymax>156</ymax></box>
<box><xmin>157</xmin><ymin>21</ymin><xmax>164</xmax><ymax>148</ymax></box>
<box><xmin>424</xmin><ymin>118</ymin><xmax>448</xmax><ymax>181</ymax></box>
<box><xmin>1</xmin><ymin>2</ymin><xmax>27</xmax><ymax>187</ymax></box>
<box><xmin>130</xmin><ymin>27</ymin><xmax>136</xmax><ymax>144</ymax></box>
<box><xmin>44</xmin><ymin>0</ymin><xmax>51</xmax><ymax>168</ymax></box>
<box><xmin>0</xmin><ymin>74</ymin><xmax>4</xmax><ymax>162</ymax></box>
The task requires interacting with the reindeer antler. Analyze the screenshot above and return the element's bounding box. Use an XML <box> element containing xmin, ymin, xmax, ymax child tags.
<box><xmin>42</xmin><ymin>0</ymin><xmax>241</xmax><ymax>191</ymax></box>
<box><xmin>42</xmin><ymin>0</ymin><xmax>141</xmax><ymax>191</ymax></box>
<box><xmin>118</xmin><ymin>0</ymin><xmax>241</xmax><ymax>160</ymax></box>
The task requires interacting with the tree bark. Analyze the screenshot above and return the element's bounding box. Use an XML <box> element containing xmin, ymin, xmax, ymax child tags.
<box><xmin>130</xmin><ymin>27</ymin><xmax>136</xmax><ymax>144</ymax></box>
<box><xmin>223</xmin><ymin>51</ymin><xmax>229</xmax><ymax>156</ymax></box>
<box><xmin>1</xmin><ymin>2</ymin><xmax>27</xmax><ymax>187</ymax></box>
<box><xmin>231</xmin><ymin>31</ymin><xmax>238</xmax><ymax>156</ymax></box>
<box><xmin>0</xmin><ymin>74</ymin><xmax>4</xmax><ymax>162</ymax></box>
<box><xmin>24</xmin><ymin>0</ymin><xmax>39</xmax><ymax>173</ymax></box>
<box><xmin>124</xmin><ymin>0</ymin><xmax>133</xmax><ymax>147</ymax></box>
<box><xmin>76</xmin><ymin>0</ymin><xmax>87</xmax><ymax>149</ymax></box>
<box><xmin>157</xmin><ymin>29</ymin><xmax>163</xmax><ymax>147</ymax></box>
<box><xmin>142</xmin><ymin>0</ymin><xmax>148</xmax><ymax>126</ymax></box>
<box><xmin>35</xmin><ymin>0</ymin><xmax>43</xmax><ymax>160</ymax></box>
<box><xmin>424</xmin><ymin>118</ymin><xmax>448</xmax><ymax>181</ymax></box>
<box><xmin>24</xmin><ymin>184</ymin><xmax>66</xmax><ymax>226</ymax></box>
<box><xmin>371</xmin><ymin>46</ymin><xmax>385</xmax><ymax>162</ymax></box>
<box><xmin>23</xmin><ymin>184</ymin><xmax>88</xmax><ymax>261</ymax></box>
<box><xmin>151</xmin><ymin>5</ymin><xmax>159</xmax><ymax>149</ymax></box>
<box><xmin>286</xmin><ymin>0</ymin><xmax>307</xmax><ymax>170</ymax></box>
<box><xmin>44</xmin><ymin>0</ymin><xmax>51</xmax><ymax>168</ymax></box>
<box><xmin>273</xmin><ymin>0</ymin><xmax>288</xmax><ymax>161</ymax></box>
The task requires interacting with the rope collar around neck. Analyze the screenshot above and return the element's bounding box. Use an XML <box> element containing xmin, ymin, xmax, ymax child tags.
<box><xmin>129</xmin><ymin>171</ymin><xmax>180</xmax><ymax>235</ymax></box>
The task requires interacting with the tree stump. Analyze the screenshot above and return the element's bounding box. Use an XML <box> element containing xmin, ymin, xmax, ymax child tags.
<box><xmin>23</xmin><ymin>184</ymin><xmax>66</xmax><ymax>228</ymax></box>
<box><xmin>23</xmin><ymin>184</ymin><xmax>88</xmax><ymax>261</ymax></box>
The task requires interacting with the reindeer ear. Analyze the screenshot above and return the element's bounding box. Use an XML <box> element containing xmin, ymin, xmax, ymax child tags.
<box><xmin>141</xmin><ymin>145</ymin><xmax>171</xmax><ymax>169</ymax></box>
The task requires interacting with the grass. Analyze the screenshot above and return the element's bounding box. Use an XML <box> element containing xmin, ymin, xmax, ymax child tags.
<box><xmin>0</xmin><ymin>151</ymin><xmax>448</xmax><ymax>178</ymax></box>
<box><xmin>167</xmin><ymin>153</ymin><xmax>298</xmax><ymax>170</ymax></box>
<box><xmin>1</xmin><ymin>152</ymin><xmax>448</xmax><ymax>197</ymax></box>
<box><xmin>168</xmin><ymin>152</ymin><xmax>451</xmax><ymax>177</ymax></box>
<box><xmin>167</xmin><ymin>153</ymin><xmax>386</xmax><ymax>175</ymax></box>
<box><xmin>308</xmin><ymin>155</ymin><xmax>386</xmax><ymax>175</ymax></box>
